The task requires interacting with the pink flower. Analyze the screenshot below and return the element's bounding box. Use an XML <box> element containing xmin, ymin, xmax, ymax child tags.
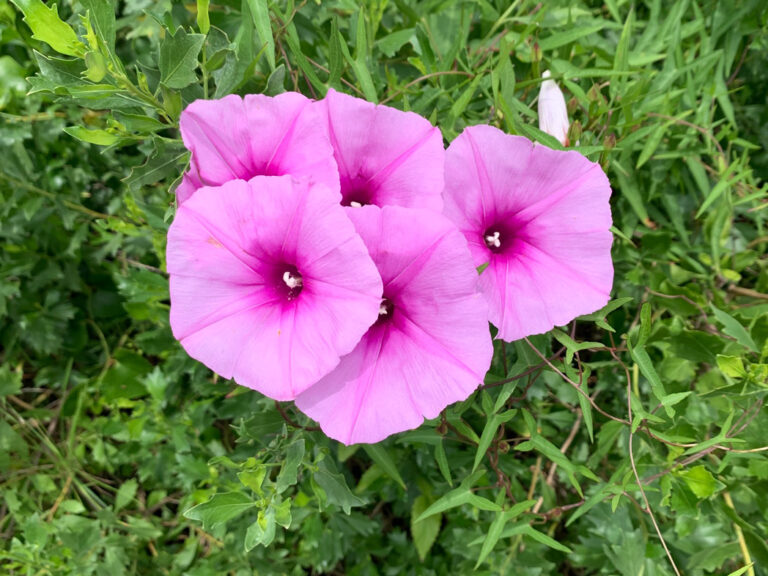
<box><xmin>166</xmin><ymin>176</ymin><xmax>382</xmax><ymax>400</ymax></box>
<box><xmin>295</xmin><ymin>206</ymin><xmax>492</xmax><ymax>445</ymax></box>
<box><xmin>538</xmin><ymin>70</ymin><xmax>570</xmax><ymax>146</ymax></box>
<box><xmin>317</xmin><ymin>88</ymin><xmax>444</xmax><ymax>211</ymax></box>
<box><xmin>176</xmin><ymin>92</ymin><xmax>338</xmax><ymax>204</ymax></box>
<box><xmin>443</xmin><ymin>125</ymin><xmax>613</xmax><ymax>342</ymax></box>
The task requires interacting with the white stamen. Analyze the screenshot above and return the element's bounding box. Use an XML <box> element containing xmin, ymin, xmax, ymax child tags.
<box><xmin>349</xmin><ymin>201</ymin><xmax>363</xmax><ymax>208</ymax></box>
<box><xmin>485</xmin><ymin>231</ymin><xmax>501</xmax><ymax>248</ymax></box>
<box><xmin>282</xmin><ymin>271</ymin><xmax>302</xmax><ymax>289</ymax></box>
<box><xmin>379</xmin><ymin>303</ymin><xmax>389</xmax><ymax>316</ymax></box>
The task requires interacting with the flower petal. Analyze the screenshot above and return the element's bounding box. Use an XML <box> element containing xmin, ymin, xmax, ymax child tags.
<box><xmin>443</xmin><ymin>124</ymin><xmax>613</xmax><ymax>341</ymax></box>
<box><xmin>177</xmin><ymin>93</ymin><xmax>338</xmax><ymax>203</ymax></box>
<box><xmin>167</xmin><ymin>176</ymin><xmax>382</xmax><ymax>400</ymax></box>
<box><xmin>296</xmin><ymin>206</ymin><xmax>491</xmax><ymax>444</ymax></box>
<box><xmin>319</xmin><ymin>89</ymin><xmax>444</xmax><ymax>211</ymax></box>
<box><xmin>538</xmin><ymin>70</ymin><xmax>570</xmax><ymax>146</ymax></box>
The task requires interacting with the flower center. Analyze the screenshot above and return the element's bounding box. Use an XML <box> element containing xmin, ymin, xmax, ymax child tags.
<box><xmin>484</xmin><ymin>230</ymin><xmax>501</xmax><ymax>250</ymax></box>
<box><xmin>376</xmin><ymin>297</ymin><xmax>394</xmax><ymax>325</ymax></box>
<box><xmin>341</xmin><ymin>176</ymin><xmax>374</xmax><ymax>207</ymax></box>
<box><xmin>482</xmin><ymin>222</ymin><xmax>517</xmax><ymax>254</ymax></box>
<box><xmin>277</xmin><ymin>266</ymin><xmax>303</xmax><ymax>301</ymax></box>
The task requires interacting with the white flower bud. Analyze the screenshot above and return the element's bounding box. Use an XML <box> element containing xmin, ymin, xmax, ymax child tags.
<box><xmin>538</xmin><ymin>70</ymin><xmax>570</xmax><ymax>146</ymax></box>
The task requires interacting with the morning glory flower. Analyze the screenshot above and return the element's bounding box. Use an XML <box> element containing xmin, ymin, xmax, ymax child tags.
<box><xmin>295</xmin><ymin>205</ymin><xmax>492</xmax><ymax>445</ymax></box>
<box><xmin>443</xmin><ymin>125</ymin><xmax>613</xmax><ymax>342</ymax></box>
<box><xmin>166</xmin><ymin>176</ymin><xmax>382</xmax><ymax>400</ymax></box>
<box><xmin>176</xmin><ymin>92</ymin><xmax>338</xmax><ymax>204</ymax></box>
<box><xmin>538</xmin><ymin>70</ymin><xmax>570</xmax><ymax>146</ymax></box>
<box><xmin>317</xmin><ymin>88</ymin><xmax>444</xmax><ymax>211</ymax></box>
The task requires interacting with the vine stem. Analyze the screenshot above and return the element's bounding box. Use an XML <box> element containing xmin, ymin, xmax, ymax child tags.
<box><xmin>625</xmin><ymin>363</ymin><xmax>681</xmax><ymax>576</ymax></box>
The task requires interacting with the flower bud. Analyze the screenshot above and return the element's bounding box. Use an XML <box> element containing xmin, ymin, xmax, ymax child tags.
<box><xmin>567</xmin><ymin>120</ymin><xmax>582</xmax><ymax>146</ymax></box>
<box><xmin>538</xmin><ymin>70</ymin><xmax>569</xmax><ymax>146</ymax></box>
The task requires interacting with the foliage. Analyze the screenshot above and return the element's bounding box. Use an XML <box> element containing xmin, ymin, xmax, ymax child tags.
<box><xmin>1</xmin><ymin>0</ymin><xmax>767</xmax><ymax>574</ymax></box>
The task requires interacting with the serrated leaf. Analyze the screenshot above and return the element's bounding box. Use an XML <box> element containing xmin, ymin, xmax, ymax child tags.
<box><xmin>411</xmin><ymin>495</ymin><xmax>440</xmax><ymax>561</ymax></box>
<box><xmin>711</xmin><ymin>305</ymin><xmax>757</xmax><ymax>352</ymax></box>
<box><xmin>273</xmin><ymin>498</ymin><xmax>291</xmax><ymax>528</ymax></box>
<box><xmin>716</xmin><ymin>355</ymin><xmax>747</xmax><ymax>378</ymax></box>
<box><xmin>114</xmin><ymin>479</ymin><xmax>137</xmax><ymax>512</ymax></box>
<box><xmin>238</xmin><ymin>467</ymin><xmax>266</xmax><ymax>495</ymax></box>
<box><xmin>159</xmin><ymin>27</ymin><xmax>205</xmax><ymax>89</ymax></box>
<box><xmin>275</xmin><ymin>439</ymin><xmax>304</xmax><ymax>493</ymax></box>
<box><xmin>314</xmin><ymin>461</ymin><xmax>365</xmax><ymax>514</ymax></box>
<box><xmin>0</xmin><ymin>365</ymin><xmax>22</xmax><ymax>398</ymax></box>
<box><xmin>678</xmin><ymin>465</ymin><xmax>717</xmax><ymax>499</ymax></box>
<box><xmin>244</xmin><ymin>507</ymin><xmax>275</xmax><ymax>550</ymax></box>
<box><xmin>80</xmin><ymin>0</ymin><xmax>116</xmax><ymax>53</ymax></box>
<box><xmin>183</xmin><ymin>492</ymin><xmax>256</xmax><ymax>531</ymax></box>
<box><xmin>124</xmin><ymin>140</ymin><xmax>186</xmax><ymax>190</ymax></box>
<box><xmin>10</xmin><ymin>0</ymin><xmax>86</xmax><ymax>57</ymax></box>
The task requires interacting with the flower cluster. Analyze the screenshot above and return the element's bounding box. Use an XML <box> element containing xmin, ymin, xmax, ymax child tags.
<box><xmin>167</xmin><ymin>88</ymin><xmax>613</xmax><ymax>444</ymax></box>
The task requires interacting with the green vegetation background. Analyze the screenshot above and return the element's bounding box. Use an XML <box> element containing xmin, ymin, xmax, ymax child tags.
<box><xmin>1</xmin><ymin>0</ymin><xmax>767</xmax><ymax>574</ymax></box>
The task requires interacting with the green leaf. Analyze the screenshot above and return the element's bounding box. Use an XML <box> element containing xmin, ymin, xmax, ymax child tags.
<box><xmin>273</xmin><ymin>498</ymin><xmax>291</xmax><ymax>529</ymax></box>
<box><xmin>678</xmin><ymin>465</ymin><xmax>717</xmax><ymax>499</ymax></box>
<box><xmin>275</xmin><ymin>439</ymin><xmax>305</xmax><ymax>494</ymax></box>
<box><xmin>611</xmin><ymin>7</ymin><xmax>633</xmax><ymax>98</ymax></box>
<box><xmin>158</xmin><ymin>27</ymin><xmax>205</xmax><ymax>90</ymax></box>
<box><xmin>314</xmin><ymin>461</ymin><xmax>365</xmax><ymax>514</ymax></box>
<box><xmin>10</xmin><ymin>0</ymin><xmax>86</xmax><ymax>57</ymax></box>
<box><xmin>351</xmin><ymin>8</ymin><xmax>377</xmax><ymax>102</ymax></box>
<box><xmin>434</xmin><ymin>440</ymin><xmax>452</xmax><ymax>486</ymax></box>
<box><xmin>518</xmin><ymin>525</ymin><xmax>572</xmax><ymax>553</ymax></box>
<box><xmin>539</xmin><ymin>23</ymin><xmax>607</xmax><ymax>51</ymax></box>
<box><xmin>636</xmin><ymin>302</ymin><xmax>652</xmax><ymax>348</ymax></box>
<box><xmin>83</xmin><ymin>50</ymin><xmax>106</xmax><ymax>82</ymax></box>
<box><xmin>710</xmin><ymin>305</ymin><xmax>758</xmax><ymax>352</ymax></box>
<box><xmin>363</xmin><ymin>444</ymin><xmax>406</xmax><ymax>490</ymax></box>
<box><xmin>283</xmin><ymin>22</ymin><xmax>325</xmax><ymax>95</ymax></box>
<box><xmin>246</xmin><ymin>0</ymin><xmax>274</xmax><ymax>70</ymax></box>
<box><xmin>114</xmin><ymin>479</ymin><xmax>137</xmax><ymax>512</ymax></box>
<box><xmin>238</xmin><ymin>467</ymin><xmax>266</xmax><ymax>495</ymax></box>
<box><xmin>416</xmin><ymin>486</ymin><xmax>501</xmax><ymax>522</ymax></box>
<box><xmin>328</xmin><ymin>17</ymin><xmax>343</xmax><ymax>88</ymax></box>
<box><xmin>64</xmin><ymin>126</ymin><xmax>120</xmax><ymax>146</ymax></box>
<box><xmin>724</xmin><ymin>565</ymin><xmax>755</xmax><ymax>576</ymax></box>
<box><xmin>473</xmin><ymin>410</ymin><xmax>516</xmax><ymax>472</ymax></box>
<box><xmin>183</xmin><ymin>492</ymin><xmax>256</xmax><ymax>531</ymax></box>
<box><xmin>196</xmin><ymin>0</ymin><xmax>210</xmax><ymax>34</ymax></box>
<box><xmin>264</xmin><ymin>63</ymin><xmax>285</xmax><ymax>96</ymax></box>
<box><xmin>629</xmin><ymin>344</ymin><xmax>669</xmax><ymax>411</ymax></box>
<box><xmin>475</xmin><ymin>510</ymin><xmax>507</xmax><ymax>568</ymax></box>
<box><xmin>376</xmin><ymin>28</ymin><xmax>416</xmax><ymax>57</ymax></box>
<box><xmin>411</xmin><ymin>495</ymin><xmax>440</xmax><ymax>561</ymax></box>
<box><xmin>0</xmin><ymin>364</ymin><xmax>22</xmax><ymax>398</ymax></box>
<box><xmin>124</xmin><ymin>140</ymin><xmax>186</xmax><ymax>190</ymax></box>
<box><xmin>717</xmin><ymin>355</ymin><xmax>747</xmax><ymax>378</ymax></box>
<box><xmin>80</xmin><ymin>0</ymin><xmax>116</xmax><ymax>53</ymax></box>
<box><xmin>244</xmin><ymin>507</ymin><xmax>275</xmax><ymax>550</ymax></box>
